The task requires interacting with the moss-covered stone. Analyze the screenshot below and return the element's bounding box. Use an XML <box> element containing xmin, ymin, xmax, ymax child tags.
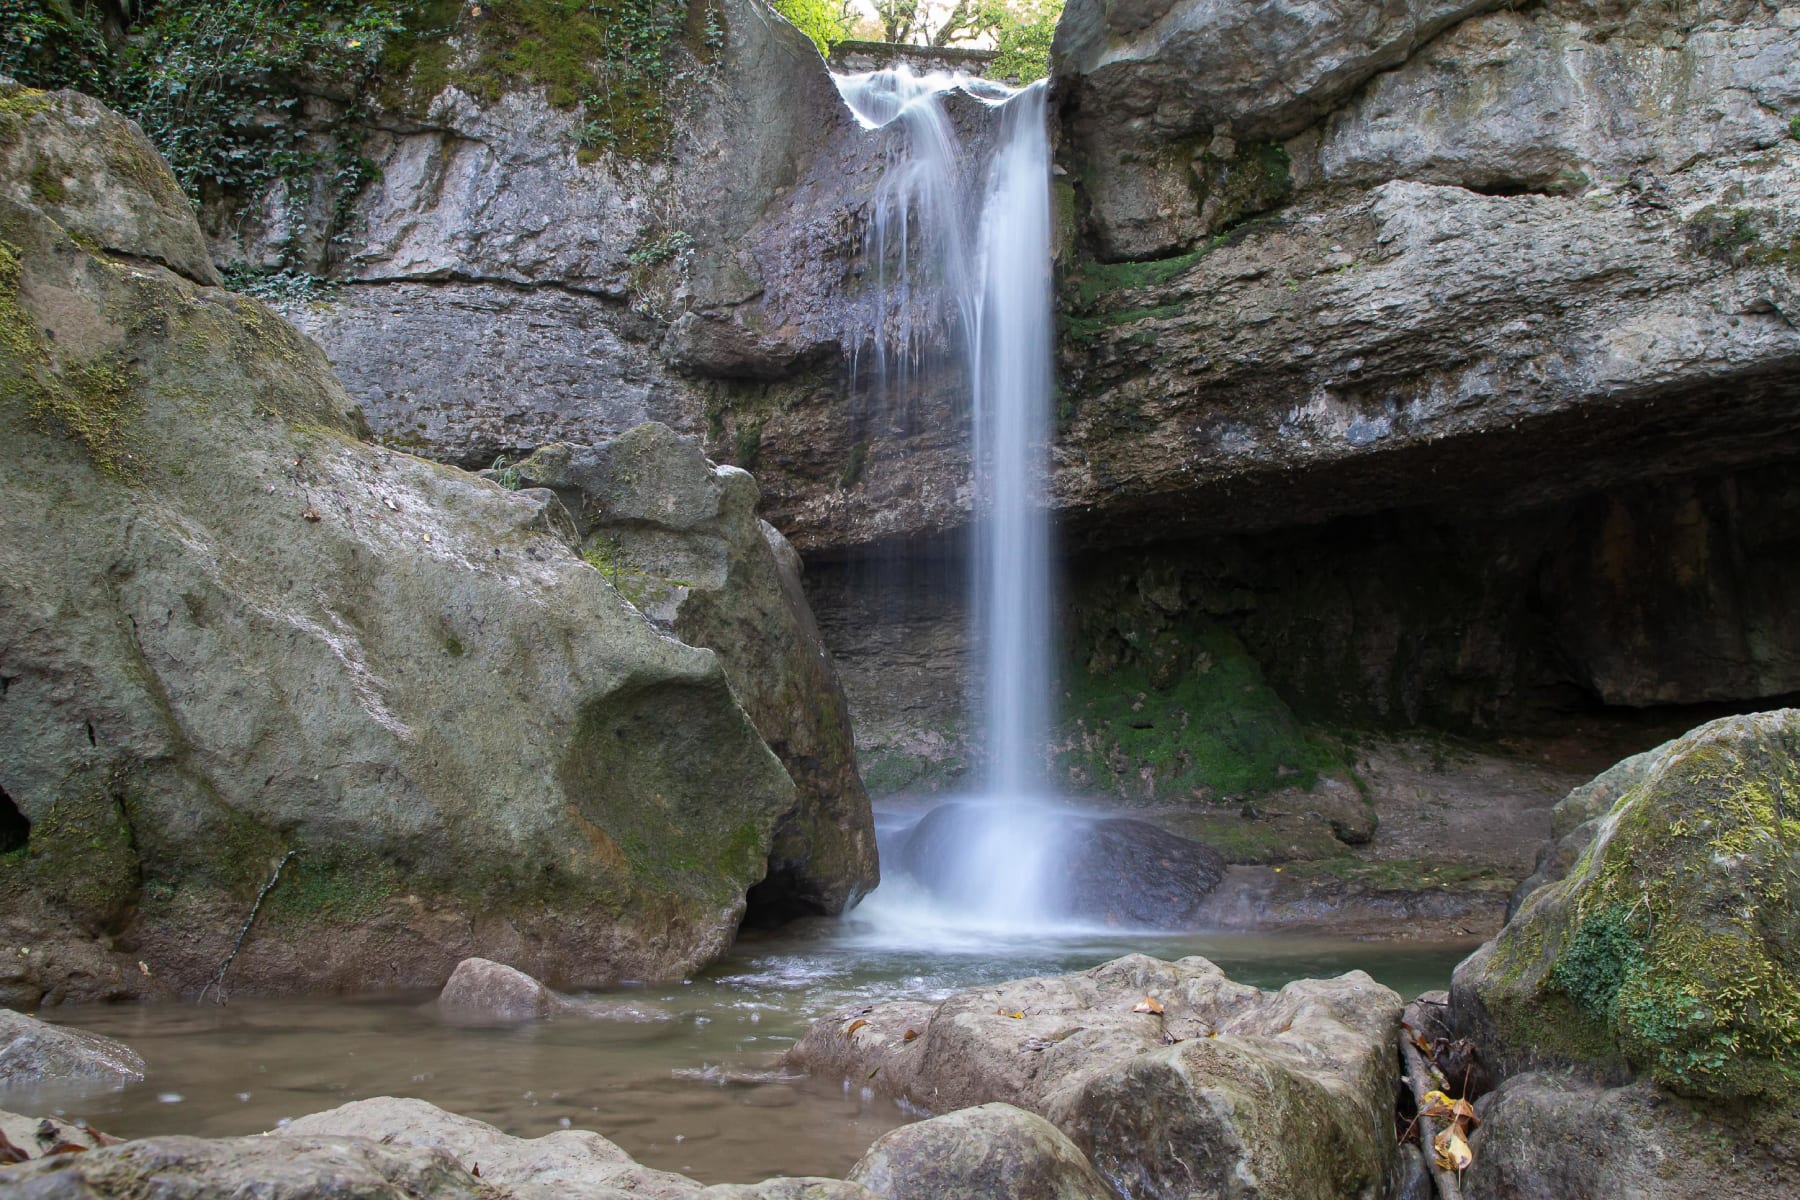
<box><xmin>1056</xmin><ymin>606</ymin><xmax>1351</xmax><ymax>804</ymax></box>
<box><xmin>1454</xmin><ymin>710</ymin><xmax>1800</xmax><ymax>1106</ymax></box>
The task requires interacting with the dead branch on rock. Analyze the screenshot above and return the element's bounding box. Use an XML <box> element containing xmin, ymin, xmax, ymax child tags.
<box><xmin>1401</xmin><ymin>1002</ymin><xmax>1465</xmax><ymax>1200</ymax></box>
<box><xmin>199</xmin><ymin>849</ymin><xmax>297</xmax><ymax>1005</ymax></box>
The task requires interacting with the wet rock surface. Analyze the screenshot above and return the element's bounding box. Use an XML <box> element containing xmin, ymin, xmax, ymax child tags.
<box><xmin>0</xmin><ymin>1010</ymin><xmax>143</xmax><ymax>1088</ymax></box>
<box><xmin>789</xmin><ymin>953</ymin><xmax>1402</xmax><ymax>1200</ymax></box>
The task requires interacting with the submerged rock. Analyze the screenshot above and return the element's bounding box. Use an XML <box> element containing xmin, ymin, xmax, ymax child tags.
<box><xmin>0</xmin><ymin>87</ymin><xmax>819</xmax><ymax>1001</ymax></box>
<box><xmin>0</xmin><ymin>1009</ymin><xmax>143</xmax><ymax>1087</ymax></box>
<box><xmin>847</xmin><ymin>1103</ymin><xmax>1113</xmax><ymax>1200</ymax></box>
<box><xmin>889</xmin><ymin>801</ymin><xmax>1225</xmax><ymax>929</ymax></box>
<box><xmin>789</xmin><ymin>953</ymin><xmax>1402</xmax><ymax>1200</ymax></box>
<box><xmin>435</xmin><ymin>958</ymin><xmax>559</xmax><ymax>1023</ymax></box>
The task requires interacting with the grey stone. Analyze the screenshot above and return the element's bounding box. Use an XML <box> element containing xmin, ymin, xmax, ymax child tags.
<box><xmin>275</xmin><ymin>1097</ymin><xmax>701</xmax><ymax>1200</ymax></box>
<box><xmin>513</xmin><ymin>425</ymin><xmax>878</xmax><ymax>918</ymax></box>
<box><xmin>0</xmin><ymin>85</ymin><xmax>220</xmax><ymax>286</ymax></box>
<box><xmin>789</xmin><ymin>954</ymin><xmax>1402</xmax><ymax>1200</ymax></box>
<box><xmin>0</xmin><ymin>1010</ymin><xmax>143</xmax><ymax>1088</ymax></box>
<box><xmin>0</xmin><ymin>1133</ymin><xmax>492</xmax><ymax>1200</ymax></box>
<box><xmin>0</xmin><ymin>94</ymin><xmax>805</xmax><ymax>1001</ymax></box>
<box><xmin>435</xmin><ymin>958</ymin><xmax>556</xmax><ymax>1022</ymax></box>
<box><xmin>1464</xmin><ymin>1073</ymin><xmax>1800</xmax><ymax>1199</ymax></box>
<box><xmin>848</xmin><ymin>1103</ymin><xmax>1113</xmax><ymax>1200</ymax></box>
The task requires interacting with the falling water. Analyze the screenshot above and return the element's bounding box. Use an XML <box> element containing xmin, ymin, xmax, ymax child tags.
<box><xmin>833</xmin><ymin>67</ymin><xmax>1065</xmax><ymax>930</ymax></box>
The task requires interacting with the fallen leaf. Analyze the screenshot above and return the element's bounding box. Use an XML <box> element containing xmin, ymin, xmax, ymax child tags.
<box><xmin>1452</xmin><ymin>1098</ymin><xmax>1479</xmax><ymax>1126</ymax></box>
<box><xmin>845</xmin><ymin>1019</ymin><xmax>868</xmax><ymax>1036</ymax></box>
<box><xmin>471</xmin><ymin>1164</ymin><xmax>481</xmax><ymax>1178</ymax></box>
<box><xmin>902</xmin><ymin>1029</ymin><xmax>920</xmax><ymax>1043</ymax></box>
<box><xmin>1132</xmin><ymin>996</ymin><xmax>1165</xmax><ymax>1016</ymax></box>
<box><xmin>1432</xmin><ymin>1127</ymin><xmax>1473</xmax><ymax>1173</ymax></box>
<box><xmin>0</xmin><ymin>1130</ymin><xmax>29</xmax><ymax>1164</ymax></box>
<box><xmin>45</xmin><ymin>1143</ymin><xmax>87</xmax><ymax>1156</ymax></box>
<box><xmin>301</xmin><ymin>506</ymin><xmax>320</xmax><ymax>522</ymax></box>
<box><xmin>866</xmin><ymin>1067</ymin><xmax>880</xmax><ymax>1079</ymax></box>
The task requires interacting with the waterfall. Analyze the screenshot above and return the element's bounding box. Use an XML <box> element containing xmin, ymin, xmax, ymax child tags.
<box><xmin>832</xmin><ymin>67</ymin><xmax>1065</xmax><ymax>932</ymax></box>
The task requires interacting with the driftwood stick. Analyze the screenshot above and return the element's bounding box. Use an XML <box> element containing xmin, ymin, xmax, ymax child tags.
<box><xmin>198</xmin><ymin>849</ymin><xmax>298</xmax><ymax>1005</ymax></box>
<box><xmin>1401</xmin><ymin>1002</ymin><xmax>1465</xmax><ymax>1200</ymax></box>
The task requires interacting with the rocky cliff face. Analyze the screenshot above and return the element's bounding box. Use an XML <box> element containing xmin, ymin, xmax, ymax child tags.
<box><xmin>78</xmin><ymin>0</ymin><xmax>1800</xmax><ymax>916</ymax></box>
<box><xmin>0</xmin><ymin>84</ymin><xmax>867</xmax><ymax>1005</ymax></box>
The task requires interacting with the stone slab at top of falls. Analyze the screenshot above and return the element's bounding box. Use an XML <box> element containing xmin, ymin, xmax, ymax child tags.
<box><xmin>0</xmin><ymin>84</ymin><xmax>870</xmax><ymax>1005</ymax></box>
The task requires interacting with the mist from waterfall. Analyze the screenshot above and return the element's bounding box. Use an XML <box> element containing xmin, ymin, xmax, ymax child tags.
<box><xmin>832</xmin><ymin>68</ymin><xmax>1067</xmax><ymax>934</ymax></box>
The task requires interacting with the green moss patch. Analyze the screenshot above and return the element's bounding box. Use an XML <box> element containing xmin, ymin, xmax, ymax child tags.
<box><xmin>382</xmin><ymin>0</ymin><xmax>693</xmax><ymax>160</ymax></box>
<box><xmin>1057</xmin><ymin>616</ymin><xmax>1350</xmax><ymax>802</ymax></box>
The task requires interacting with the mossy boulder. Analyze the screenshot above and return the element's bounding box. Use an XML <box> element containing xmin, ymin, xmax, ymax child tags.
<box><xmin>1453</xmin><ymin>709</ymin><xmax>1800</xmax><ymax>1104</ymax></box>
<box><xmin>0</xmin><ymin>89</ymin><xmax>800</xmax><ymax>1003</ymax></box>
<box><xmin>508</xmin><ymin>426</ymin><xmax>878</xmax><ymax>920</ymax></box>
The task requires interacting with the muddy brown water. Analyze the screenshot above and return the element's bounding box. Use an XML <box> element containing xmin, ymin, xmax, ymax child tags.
<box><xmin>16</xmin><ymin>921</ymin><xmax>1475</xmax><ymax>1185</ymax></box>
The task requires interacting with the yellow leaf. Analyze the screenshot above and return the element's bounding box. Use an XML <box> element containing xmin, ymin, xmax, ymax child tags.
<box><xmin>1008</xmin><ymin>1011</ymin><xmax>1024</xmax><ymax>1019</ymax></box>
<box><xmin>1421</xmin><ymin>1090</ymin><xmax>1455</xmax><ymax>1109</ymax></box>
<box><xmin>1132</xmin><ymin>996</ymin><xmax>1165</xmax><ymax>1015</ymax></box>
<box><xmin>1432</xmin><ymin>1127</ymin><xmax>1473</xmax><ymax>1172</ymax></box>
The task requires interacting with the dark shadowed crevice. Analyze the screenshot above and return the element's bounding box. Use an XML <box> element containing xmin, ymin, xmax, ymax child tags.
<box><xmin>0</xmin><ymin>786</ymin><xmax>29</xmax><ymax>854</ymax></box>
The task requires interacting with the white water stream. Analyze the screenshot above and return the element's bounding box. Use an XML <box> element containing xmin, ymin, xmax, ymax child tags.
<box><xmin>832</xmin><ymin>68</ymin><xmax>1065</xmax><ymax>930</ymax></box>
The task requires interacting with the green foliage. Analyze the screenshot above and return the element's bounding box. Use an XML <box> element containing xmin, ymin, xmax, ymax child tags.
<box><xmin>1789</xmin><ymin>114</ymin><xmax>1800</xmax><ymax>142</ymax></box>
<box><xmin>381</xmin><ymin>0</ymin><xmax>694</xmax><ymax>161</ymax></box>
<box><xmin>1</xmin><ymin>0</ymin><xmax>407</xmax><ymax>283</ymax></box>
<box><xmin>2</xmin><ymin>0</ymin><xmax>699</xmax><ymax>289</ymax></box>
<box><xmin>983</xmin><ymin>0</ymin><xmax>1058</xmax><ymax>84</ymax></box>
<box><xmin>771</xmin><ymin>0</ymin><xmax>849</xmax><ymax>55</ymax></box>
<box><xmin>628</xmin><ymin>229</ymin><xmax>695</xmax><ymax>267</ymax></box>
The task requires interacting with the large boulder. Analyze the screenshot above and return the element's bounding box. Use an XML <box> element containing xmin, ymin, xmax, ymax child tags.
<box><xmin>0</xmin><ymin>87</ymin><xmax>811</xmax><ymax>1002</ymax></box>
<box><xmin>847</xmin><ymin>1103</ymin><xmax>1113</xmax><ymax>1200</ymax></box>
<box><xmin>789</xmin><ymin>954</ymin><xmax>1403</xmax><ymax>1200</ymax></box>
<box><xmin>1453</xmin><ymin>710</ymin><xmax>1800</xmax><ymax>1101</ymax></box>
<box><xmin>0</xmin><ymin>1008</ymin><xmax>143</xmax><ymax>1087</ymax></box>
<box><xmin>509</xmin><ymin>427</ymin><xmax>878</xmax><ymax>920</ymax></box>
<box><xmin>1450</xmin><ymin>710</ymin><xmax>1800</xmax><ymax>1197</ymax></box>
<box><xmin>1462</xmin><ymin>1073</ymin><xmax>1800</xmax><ymax>1200</ymax></box>
<box><xmin>0</xmin><ymin>1096</ymin><xmax>883</xmax><ymax>1200</ymax></box>
<box><xmin>276</xmin><ymin>1096</ymin><xmax>700</xmax><ymax>1199</ymax></box>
